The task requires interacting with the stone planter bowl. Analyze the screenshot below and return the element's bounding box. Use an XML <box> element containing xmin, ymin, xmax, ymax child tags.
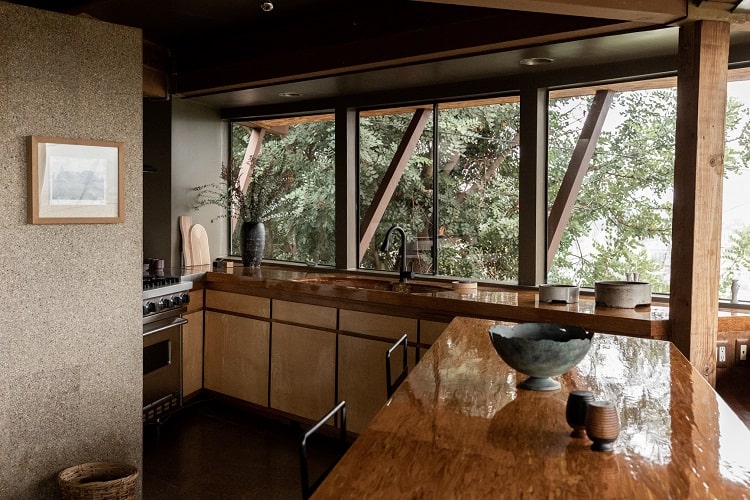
<box><xmin>594</xmin><ymin>281</ymin><xmax>651</xmax><ymax>308</ymax></box>
<box><xmin>539</xmin><ymin>284</ymin><xmax>579</xmax><ymax>304</ymax></box>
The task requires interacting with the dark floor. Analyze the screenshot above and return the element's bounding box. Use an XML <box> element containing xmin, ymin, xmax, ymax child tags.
<box><xmin>144</xmin><ymin>389</ymin><xmax>749</xmax><ymax>500</ymax></box>
<box><xmin>143</xmin><ymin>400</ymin><xmax>341</xmax><ymax>500</ymax></box>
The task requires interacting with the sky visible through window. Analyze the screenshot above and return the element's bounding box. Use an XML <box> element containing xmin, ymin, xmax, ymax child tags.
<box><xmin>722</xmin><ymin>81</ymin><xmax>750</xmax><ymax>301</ymax></box>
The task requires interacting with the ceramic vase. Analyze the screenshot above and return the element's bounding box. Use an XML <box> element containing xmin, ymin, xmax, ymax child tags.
<box><xmin>241</xmin><ymin>221</ymin><xmax>265</xmax><ymax>268</ymax></box>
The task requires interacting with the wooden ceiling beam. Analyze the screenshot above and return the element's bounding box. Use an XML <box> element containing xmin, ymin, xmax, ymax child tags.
<box><xmin>410</xmin><ymin>0</ymin><xmax>686</xmax><ymax>24</ymax></box>
<box><xmin>686</xmin><ymin>1</ymin><xmax>750</xmax><ymax>30</ymax></box>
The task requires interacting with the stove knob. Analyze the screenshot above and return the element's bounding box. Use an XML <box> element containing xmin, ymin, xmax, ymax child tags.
<box><xmin>180</xmin><ymin>293</ymin><xmax>190</xmax><ymax>304</ymax></box>
<box><xmin>145</xmin><ymin>302</ymin><xmax>156</xmax><ymax>313</ymax></box>
<box><xmin>160</xmin><ymin>297</ymin><xmax>172</xmax><ymax>309</ymax></box>
<box><xmin>172</xmin><ymin>295</ymin><xmax>182</xmax><ymax>306</ymax></box>
<box><xmin>142</xmin><ymin>304</ymin><xmax>149</xmax><ymax>315</ymax></box>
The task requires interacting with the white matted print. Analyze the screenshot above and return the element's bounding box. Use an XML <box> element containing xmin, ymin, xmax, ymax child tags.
<box><xmin>28</xmin><ymin>136</ymin><xmax>124</xmax><ymax>223</ymax></box>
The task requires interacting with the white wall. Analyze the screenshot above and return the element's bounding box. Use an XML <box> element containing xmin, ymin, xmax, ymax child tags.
<box><xmin>170</xmin><ymin>99</ymin><xmax>229</xmax><ymax>267</ymax></box>
<box><xmin>0</xmin><ymin>3</ymin><xmax>143</xmax><ymax>497</ymax></box>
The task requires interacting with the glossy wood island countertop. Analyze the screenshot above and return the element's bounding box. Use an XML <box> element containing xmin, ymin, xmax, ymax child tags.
<box><xmin>313</xmin><ymin>316</ymin><xmax>750</xmax><ymax>499</ymax></box>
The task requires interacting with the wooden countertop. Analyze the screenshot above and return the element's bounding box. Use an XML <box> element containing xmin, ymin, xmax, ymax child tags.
<box><xmin>194</xmin><ymin>265</ymin><xmax>750</xmax><ymax>338</ymax></box>
<box><xmin>313</xmin><ymin>316</ymin><xmax>750</xmax><ymax>499</ymax></box>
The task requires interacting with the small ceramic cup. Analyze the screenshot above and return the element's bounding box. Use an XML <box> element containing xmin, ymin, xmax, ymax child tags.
<box><xmin>585</xmin><ymin>400</ymin><xmax>620</xmax><ymax>452</ymax></box>
<box><xmin>566</xmin><ymin>390</ymin><xmax>594</xmax><ymax>438</ymax></box>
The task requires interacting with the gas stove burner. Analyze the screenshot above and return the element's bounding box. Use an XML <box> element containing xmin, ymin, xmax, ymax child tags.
<box><xmin>142</xmin><ymin>276</ymin><xmax>193</xmax><ymax>319</ymax></box>
<box><xmin>143</xmin><ymin>276</ymin><xmax>181</xmax><ymax>290</ymax></box>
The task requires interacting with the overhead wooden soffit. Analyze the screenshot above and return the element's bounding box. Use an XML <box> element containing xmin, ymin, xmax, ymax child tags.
<box><xmin>143</xmin><ymin>40</ymin><xmax>169</xmax><ymax>99</ymax></box>
<box><xmin>173</xmin><ymin>13</ymin><xmax>642</xmax><ymax>97</ymax></box>
<box><xmin>410</xmin><ymin>0</ymin><xmax>687</xmax><ymax>24</ymax></box>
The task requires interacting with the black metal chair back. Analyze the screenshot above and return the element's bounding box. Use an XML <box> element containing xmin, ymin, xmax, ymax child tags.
<box><xmin>386</xmin><ymin>334</ymin><xmax>409</xmax><ymax>399</ymax></box>
<box><xmin>299</xmin><ymin>400</ymin><xmax>348</xmax><ymax>500</ymax></box>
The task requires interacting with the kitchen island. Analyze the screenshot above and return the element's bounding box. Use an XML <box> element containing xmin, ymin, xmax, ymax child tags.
<box><xmin>313</xmin><ymin>316</ymin><xmax>750</xmax><ymax>499</ymax></box>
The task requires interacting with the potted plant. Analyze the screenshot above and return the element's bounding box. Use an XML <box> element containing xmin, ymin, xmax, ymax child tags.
<box><xmin>193</xmin><ymin>156</ymin><xmax>292</xmax><ymax>267</ymax></box>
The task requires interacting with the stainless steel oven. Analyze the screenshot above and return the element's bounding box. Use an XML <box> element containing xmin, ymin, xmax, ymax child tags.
<box><xmin>143</xmin><ymin>276</ymin><xmax>192</xmax><ymax>423</ymax></box>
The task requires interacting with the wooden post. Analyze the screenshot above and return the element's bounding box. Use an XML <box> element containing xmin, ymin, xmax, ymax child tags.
<box><xmin>670</xmin><ymin>20</ymin><xmax>730</xmax><ymax>385</ymax></box>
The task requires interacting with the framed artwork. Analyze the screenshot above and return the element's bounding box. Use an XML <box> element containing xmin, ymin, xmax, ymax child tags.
<box><xmin>27</xmin><ymin>136</ymin><xmax>124</xmax><ymax>224</ymax></box>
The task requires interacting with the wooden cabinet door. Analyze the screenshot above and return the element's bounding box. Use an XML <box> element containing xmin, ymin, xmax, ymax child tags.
<box><xmin>181</xmin><ymin>310</ymin><xmax>203</xmax><ymax>398</ymax></box>
<box><xmin>338</xmin><ymin>335</ymin><xmax>390</xmax><ymax>433</ymax></box>
<box><xmin>204</xmin><ymin>311</ymin><xmax>270</xmax><ymax>406</ymax></box>
<box><xmin>270</xmin><ymin>323</ymin><xmax>336</xmax><ymax>421</ymax></box>
<box><xmin>338</xmin><ymin>334</ymin><xmax>417</xmax><ymax>433</ymax></box>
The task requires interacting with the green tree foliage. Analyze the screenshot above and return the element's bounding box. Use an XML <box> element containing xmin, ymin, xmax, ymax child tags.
<box><xmin>231</xmin><ymin>120</ymin><xmax>337</xmax><ymax>265</ymax></box>
<box><xmin>436</xmin><ymin>103</ymin><xmax>520</xmax><ymax>280</ymax></box>
<box><xmin>358</xmin><ymin>112</ymin><xmax>435</xmax><ymax>271</ymax></box>
<box><xmin>721</xmin><ymin>225</ymin><xmax>750</xmax><ymax>294</ymax></box>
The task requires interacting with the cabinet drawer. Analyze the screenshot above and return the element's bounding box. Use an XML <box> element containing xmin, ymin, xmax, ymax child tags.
<box><xmin>205</xmin><ymin>290</ymin><xmax>270</xmax><ymax>318</ymax></box>
<box><xmin>273</xmin><ymin>299</ymin><xmax>336</xmax><ymax>330</ymax></box>
<box><xmin>339</xmin><ymin>309</ymin><xmax>417</xmax><ymax>343</ymax></box>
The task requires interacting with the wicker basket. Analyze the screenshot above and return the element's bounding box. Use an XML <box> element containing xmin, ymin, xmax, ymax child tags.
<box><xmin>58</xmin><ymin>462</ymin><xmax>138</xmax><ymax>500</ymax></box>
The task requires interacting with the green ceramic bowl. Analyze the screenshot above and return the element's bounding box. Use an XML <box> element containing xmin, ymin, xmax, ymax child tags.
<box><xmin>488</xmin><ymin>323</ymin><xmax>594</xmax><ymax>391</ymax></box>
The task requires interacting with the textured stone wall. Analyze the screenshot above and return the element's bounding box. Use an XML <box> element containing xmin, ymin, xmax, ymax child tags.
<box><xmin>0</xmin><ymin>3</ymin><xmax>143</xmax><ymax>498</ymax></box>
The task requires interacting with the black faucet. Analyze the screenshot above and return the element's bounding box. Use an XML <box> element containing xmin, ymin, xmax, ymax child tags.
<box><xmin>380</xmin><ymin>225</ymin><xmax>414</xmax><ymax>282</ymax></box>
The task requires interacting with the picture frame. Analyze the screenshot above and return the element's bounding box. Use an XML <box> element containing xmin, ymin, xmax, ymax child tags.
<box><xmin>27</xmin><ymin>136</ymin><xmax>124</xmax><ymax>224</ymax></box>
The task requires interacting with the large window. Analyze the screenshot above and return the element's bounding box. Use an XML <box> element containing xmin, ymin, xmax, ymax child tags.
<box><xmin>230</xmin><ymin>116</ymin><xmax>336</xmax><ymax>266</ymax></box>
<box><xmin>547</xmin><ymin>89</ymin><xmax>677</xmax><ymax>292</ymax></box>
<box><xmin>720</xmin><ymin>81</ymin><xmax>750</xmax><ymax>302</ymax></box>
<box><xmin>358</xmin><ymin>107</ymin><xmax>435</xmax><ymax>273</ymax></box>
<box><xmin>228</xmin><ymin>78</ymin><xmax>750</xmax><ymax>301</ymax></box>
<box><xmin>436</xmin><ymin>99</ymin><xmax>520</xmax><ymax>281</ymax></box>
<box><xmin>357</xmin><ymin>99</ymin><xmax>521</xmax><ymax>281</ymax></box>
<box><xmin>547</xmin><ymin>83</ymin><xmax>750</xmax><ymax>298</ymax></box>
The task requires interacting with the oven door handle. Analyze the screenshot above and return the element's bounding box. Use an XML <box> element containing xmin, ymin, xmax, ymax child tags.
<box><xmin>143</xmin><ymin>316</ymin><xmax>188</xmax><ymax>336</ymax></box>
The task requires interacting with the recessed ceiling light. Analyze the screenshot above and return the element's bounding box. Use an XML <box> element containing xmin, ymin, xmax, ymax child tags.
<box><xmin>520</xmin><ymin>57</ymin><xmax>555</xmax><ymax>66</ymax></box>
<box><xmin>278</xmin><ymin>92</ymin><xmax>302</xmax><ymax>98</ymax></box>
<box><xmin>261</xmin><ymin>2</ymin><xmax>274</xmax><ymax>12</ymax></box>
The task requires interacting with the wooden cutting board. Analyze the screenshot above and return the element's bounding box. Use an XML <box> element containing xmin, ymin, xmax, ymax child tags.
<box><xmin>179</xmin><ymin>215</ymin><xmax>193</xmax><ymax>267</ymax></box>
<box><xmin>189</xmin><ymin>223</ymin><xmax>211</xmax><ymax>266</ymax></box>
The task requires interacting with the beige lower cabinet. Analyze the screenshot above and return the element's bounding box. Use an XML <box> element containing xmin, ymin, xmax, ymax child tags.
<box><xmin>338</xmin><ymin>335</ymin><xmax>391</xmax><ymax>433</ymax></box>
<box><xmin>203</xmin><ymin>311</ymin><xmax>270</xmax><ymax>406</ymax></box>
<box><xmin>337</xmin><ymin>309</ymin><xmax>419</xmax><ymax>432</ymax></box>
<box><xmin>181</xmin><ymin>310</ymin><xmax>204</xmax><ymax>398</ymax></box>
<box><xmin>270</xmin><ymin>322</ymin><xmax>336</xmax><ymax>421</ymax></box>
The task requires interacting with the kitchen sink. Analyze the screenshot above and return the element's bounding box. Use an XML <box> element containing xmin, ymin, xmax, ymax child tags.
<box><xmin>292</xmin><ymin>276</ymin><xmax>450</xmax><ymax>294</ymax></box>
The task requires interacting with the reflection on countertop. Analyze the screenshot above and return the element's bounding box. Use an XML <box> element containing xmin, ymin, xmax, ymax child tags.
<box><xmin>314</xmin><ymin>317</ymin><xmax>750</xmax><ymax>498</ymax></box>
